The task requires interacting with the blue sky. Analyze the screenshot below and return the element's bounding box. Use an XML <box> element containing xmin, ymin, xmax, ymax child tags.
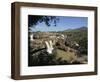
<box><xmin>30</xmin><ymin>16</ymin><xmax>88</xmax><ymax>32</ymax></box>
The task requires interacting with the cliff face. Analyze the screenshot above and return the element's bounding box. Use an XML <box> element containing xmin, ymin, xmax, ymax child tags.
<box><xmin>29</xmin><ymin>32</ymin><xmax>67</xmax><ymax>51</ymax></box>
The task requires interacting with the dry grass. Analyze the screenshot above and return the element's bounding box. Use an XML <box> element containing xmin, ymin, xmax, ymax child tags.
<box><xmin>55</xmin><ymin>49</ymin><xmax>77</xmax><ymax>62</ymax></box>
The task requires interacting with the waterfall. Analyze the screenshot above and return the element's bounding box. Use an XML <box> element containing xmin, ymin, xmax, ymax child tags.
<box><xmin>30</xmin><ymin>34</ymin><xmax>34</xmax><ymax>41</ymax></box>
<box><xmin>45</xmin><ymin>40</ymin><xmax>54</xmax><ymax>54</ymax></box>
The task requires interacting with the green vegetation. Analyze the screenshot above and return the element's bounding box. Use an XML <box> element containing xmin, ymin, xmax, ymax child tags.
<box><xmin>28</xmin><ymin>15</ymin><xmax>59</xmax><ymax>31</ymax></box>
<box><xmin>61</xmin><ymin>27</ymin><xmax>88</xmax><ymax>54</ymax></box>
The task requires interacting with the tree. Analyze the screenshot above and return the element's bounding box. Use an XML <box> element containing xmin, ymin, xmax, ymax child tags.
<box><xmin>28</xmin><ymin>15</ymin><xmax>59</xmax><ymax>31</ymax></box>
<box><xmin>78</xmin><ymin>36</ymin><xmax>87</xmax><ymax>54</ymax></box>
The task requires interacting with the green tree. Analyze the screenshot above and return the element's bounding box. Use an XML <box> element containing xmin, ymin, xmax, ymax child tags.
<box><xmin>78</xmin><ymin>36</ymin><xmax>87</xmax><ymax>54</ymax></box>
<box><xmin>28</xmin><ymin>15</ymin><xmax>59</xmax><ymax>31</ymax></box>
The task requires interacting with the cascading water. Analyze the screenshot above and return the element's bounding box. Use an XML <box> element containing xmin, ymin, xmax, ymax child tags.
<box><xmin>30</xmin><ymin>34</ymin><xmax>34</xmax><ymax>41</ymax></box>
<box><xmin>45</xmin><ymin>40</ymin><xmax>54</xmax><ymax>54</ymax></box>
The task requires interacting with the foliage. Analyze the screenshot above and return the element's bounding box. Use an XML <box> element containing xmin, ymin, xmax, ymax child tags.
<box><xmin>61</xmin><ymin>27</ymin><xmax>88</xmax><ymax>54</ymax></box>
<box><xmin>28</xmin><ymin>15</ymin><xmax>59</xmax><ymax>31</ymax></box>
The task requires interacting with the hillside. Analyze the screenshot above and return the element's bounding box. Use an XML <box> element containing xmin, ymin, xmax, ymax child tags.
<box><xmin>61</xmin><ymin>27</ymin><xmax>87</xmax><ymax>48</ymax></box>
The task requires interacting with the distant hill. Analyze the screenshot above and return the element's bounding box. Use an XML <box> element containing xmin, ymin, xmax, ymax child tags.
<box><xmin>63</xmin><ymin>27</ymin><xmax>87</xmax><ymax>32</ymax></box>
<box><xmin>60</xmin><ymin>27</ymin><xmax>88</xmax><ymax>45</ymax></box>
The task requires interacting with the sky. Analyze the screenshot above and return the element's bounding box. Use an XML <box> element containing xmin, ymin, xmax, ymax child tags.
<box><xmin>29</xmin><ymin>16</ymin><xmax>88</xmax><ymax>32</ymax></box>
